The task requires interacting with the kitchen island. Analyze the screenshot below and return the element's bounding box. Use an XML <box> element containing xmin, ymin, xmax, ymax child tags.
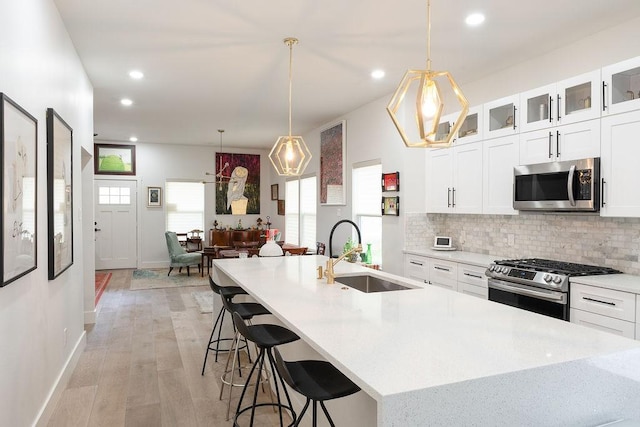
<box><xmin>212</xmin><ymin>255</ymin><xmax>640</xmax><ymax>426</ymax></box>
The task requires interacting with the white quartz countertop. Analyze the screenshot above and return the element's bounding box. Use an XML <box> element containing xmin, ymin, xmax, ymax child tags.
<box><xmin>212</xmin><ymin>255</ymin><xmax>640</xmax><ymax>402</ymax></box>
<box><xmin>571</xmin><ymin>273</ymin><xmax>640</xmax><ymax>294</ymax></box>
<box><xmin>403</xmin><ymin>248</ymin><xmax>497</xmax><ymax>267</ymax></box>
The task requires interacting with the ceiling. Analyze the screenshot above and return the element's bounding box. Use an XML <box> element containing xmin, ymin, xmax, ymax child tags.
<box><xmin>54</xmin><ymin>0</ymin><xmax>640</xmax><ymax>149</ymax></box>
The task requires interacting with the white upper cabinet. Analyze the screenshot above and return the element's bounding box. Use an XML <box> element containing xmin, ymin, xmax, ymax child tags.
<box><xmin>600</xmin><ymin>110</ymin><xmax>640</xmax><ymax>217</ymax></box>
<box><xmin>483</xmin><ymin>135</ymin><xmax>519</xmax><ymax>215</ymax></box>
<box><xmin>454</xmin><ymin>106</ymin><xmax>483</xmax><ymax>145</ymax></box>
<box><xmin>602</xmin><ymin>56</ymin><xmax>640</xmax><ymax>116</ymax></box>
<box><xmin>519</xmin><ymin>119</ymin><xmax>601</xmax><ymax>165</ymax></box>
<box><xmin>483</xmin><ymin>94</ymin><xmax>520</xmax><ymax>139</ymax></box>
<box><xmin>520</xmin><ymin>70</ymin><xmax>601</xmax><ymax>133</ymax></box>
<box><xmin>426</xmin><ymin>141</ymin><xmax>483</xmax><ymax>214</ymax></box>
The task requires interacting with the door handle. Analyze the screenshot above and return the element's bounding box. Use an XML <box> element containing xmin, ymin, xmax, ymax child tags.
<box><xmin>95</xmin><ymin>228</ymin><xmax>101</xmax><ymax>232</ymax></box>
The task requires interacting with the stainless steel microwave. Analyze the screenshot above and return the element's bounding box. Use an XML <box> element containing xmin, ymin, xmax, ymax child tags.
<box><xmin>513</xmin><ymin>157</ymin><xmax>600</xmax><ymax>212</ymax></box>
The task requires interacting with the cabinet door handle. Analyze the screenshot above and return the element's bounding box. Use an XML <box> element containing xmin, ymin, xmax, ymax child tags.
<box><xmin>548</xmin><ymin>132</ymin><xmax>553</xmax><ymax>159</ymax></box>
<box><xmin>447</xmin><ymin>188</ymin><xmax>451</xmax><ymax>208</ymax></box>
<box><xmin>548</xmin><ymin>95</ymin><xmax>553</xmax><ymax>123</ymax></box>
<box><xmin>583</xmin><ymin>296</ymin><xmax>616</xmax><ymax>306</ymax></box>
<box><xmin>410</xmin><ymin>261</ymin><xmax>424</xmax><ymax>266</ymax></box>
<box><xmin>601</xmin><ymin>178</ymin><xmax>606</xmax><ymax>207</ymax></box>
<box><xmin>464</xmin><ymin>273</ymin><xmax>483</xmax><ymax>279</ymax></box>
<box><xmin>512</xmin><ymin>105</ymin><xmax>517</xmax><ymax>130</ymax></box>
<box><xmin>602</xmin><ymin>81</ymin><xmax>608</xmax><ymax>111</ymax></box>
<box><xmin>556</xmin><ymin>95</ymin><xmax>562</xmax><ymax>121</ymax></box>
<box><xmin>452</xmin><ymin>188</ymin><xmax>456</xmax><ymax>207</ymax></box>
<box><xmin>556</xmin><ymin>130</ymin><xmax>560</xmax><ymax>158</ymax></box>
<box><xmin>434</xmin><ymin>266</ymin><xmax>450</xmax><ymax>272</ymax></box>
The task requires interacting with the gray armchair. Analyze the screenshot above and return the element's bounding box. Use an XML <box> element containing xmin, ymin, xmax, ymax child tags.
<box><xmin>165</xmin><ymin>231</ymin><xmax>201</xmax><ymax>276</ymax></box>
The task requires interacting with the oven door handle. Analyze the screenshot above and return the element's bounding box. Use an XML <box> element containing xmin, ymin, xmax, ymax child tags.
<box><xmin>488</xmin><ymin>279</ymin><xmax>567</xmax><ymax>304</ymax></box>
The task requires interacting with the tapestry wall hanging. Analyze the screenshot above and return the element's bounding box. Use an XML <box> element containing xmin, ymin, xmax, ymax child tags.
<box><xmin>215</xmin><ymin>152</ymin><xmax>260</xmax><ymax>215</ymax></box>
<box><xmin>320</xmin><ymin>120</ymin><xmax>346</xmax><ymax>205</ymax></box>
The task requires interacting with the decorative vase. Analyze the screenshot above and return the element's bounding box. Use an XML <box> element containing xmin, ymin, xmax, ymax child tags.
<box><xmin>365</xmin><ymin>243</ymin><xmax>372</xmax><ymax>264</ymax></box>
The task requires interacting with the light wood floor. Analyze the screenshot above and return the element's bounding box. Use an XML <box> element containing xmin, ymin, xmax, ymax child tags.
<box><xmin>48</xmin><ymin>269</ymin><xmax>290</xmax><ymax>427</ymax></box>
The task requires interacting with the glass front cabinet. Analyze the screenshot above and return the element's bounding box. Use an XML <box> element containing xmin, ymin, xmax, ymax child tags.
<box><xmin>483</xmin><ymin>94</ymin><xmax>520</xmax><ymax>139</ymax></box>
<box><xmin>602</xmin><ymin>56</ymin><xmax>640</xmax><ymax>116</ymax></box>
<box><xmin>520</xmin><ymin>69</ymin><xmax>601</xmax><ymax>133</ymax></box>
<box><xmin>455</xmin><ymin>106</ymin><xmax>483</xmax><ymax>145</ymax></box>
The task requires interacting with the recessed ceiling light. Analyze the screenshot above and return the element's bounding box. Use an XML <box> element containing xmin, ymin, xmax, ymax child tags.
<box><xmin>371</xmin><ymin>69</ymin><xmax>385</xmax><ymax>79</ymax></box>
<box><xmin>129</xmin><ymin>136</ymin><xmax>138</xmax><ymax>142</ymax></box>
<box><xmin>120</xmin><ymin>98</ymin><xmax>133</xmax><ymax>106</ymax></box>
<box><xmin>465</xmin><ymin>13</ymin><xmax>485</xmax><ymax>26</ymax></box>
<box><xmin>129</xmin><ymin>70</ymin><xmax>144</xmax><ymax>79</ymax></box>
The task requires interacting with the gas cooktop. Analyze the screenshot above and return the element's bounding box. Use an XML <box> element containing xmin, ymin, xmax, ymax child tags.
<box><xmin>493</xmin><ymin>258</ymin><xmax>621</xmax><ymax>276</ymax></box>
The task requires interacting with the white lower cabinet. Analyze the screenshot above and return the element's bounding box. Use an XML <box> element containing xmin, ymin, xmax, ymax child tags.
<box><xmin>457</xmin><ymin>263</ymin><xmax>488</xmax><ymax>299</ymax></box>
<box><xmin>404</xmin><ymin>254</ymin><xmax>488</xmax><ymax>298</ymax></box>
<box><xmin>570</xmin><ymin>282</ymin><xmax>636</xmax><ymax>340</ymax></box>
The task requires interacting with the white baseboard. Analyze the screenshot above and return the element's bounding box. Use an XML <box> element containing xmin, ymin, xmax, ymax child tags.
<box><xmin>34</xmin><ymin>331</ymin><xmax>87</xmax><ymax>427</ymax></box>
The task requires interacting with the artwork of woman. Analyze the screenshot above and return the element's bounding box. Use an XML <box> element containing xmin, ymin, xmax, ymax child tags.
<box><xmin>227</xmin><ymin>166</ymin><xmax>248</xmax><ymax>214</ymax></box>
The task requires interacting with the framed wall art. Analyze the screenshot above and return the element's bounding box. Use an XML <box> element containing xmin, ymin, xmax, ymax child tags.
<box><xmin>271</xmin><ymin>183</ymin><xmax>279</xmax><ymax>200</ymax></box>
<box><xmin>1</xmin><ymin>93</ymin><xmax>38</xmax><ymax>286</ymax></box>
<box><xmin>147</xmin><ymin>186</ymin><xmax>162</xmax><ymax>207</ymax></box>
<box><xmin>215</xmin><ymin>152</ymin><xmax>260</xmax><ymax>215</ymax></box>
<box><xmin>382</xmin><ymin>196</ymin><xmax>400</xmax><ymax>216</ymax></box>
<box><xmin>320</xmin><ymin>120</ymin><xmax>346</xmax><ymax>205</ymax></box>
<box><xmin>382</xmin><ymin>172</ymin><xmax>400</xmax><ymax>192</ymax></box>
<box><xmin>94</xmin><ymin>143</ymin><xmax>136</xmax><ymax>175</ymax></box>
<box><xmin>277</xmin><ymin>199</ymin><xmax>285</xmax><ymax>215</ymax></box>
<box><xmin>47</xmin><ymin>108</ymin><xmax>74</xmax><ymax>279</ymax></box>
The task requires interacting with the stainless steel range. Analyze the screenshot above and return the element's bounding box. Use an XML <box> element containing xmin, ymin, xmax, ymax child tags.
<box><xmin>485</xmin><ymin>258</ymin><xmax>621</xmax><ymax>321</ymax></box>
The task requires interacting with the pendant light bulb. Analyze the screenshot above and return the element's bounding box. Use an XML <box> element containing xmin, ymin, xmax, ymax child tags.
<box><xmin>421</xmin><ymin>80</ymin><xmax>441</xmax><ymax>120</ymax></box>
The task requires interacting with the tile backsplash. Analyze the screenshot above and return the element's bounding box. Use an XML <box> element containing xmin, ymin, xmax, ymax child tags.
<box><xmin>405</xmin><ymin>213</ymin><xmax>640</xmax><ymax>275</ymax></box>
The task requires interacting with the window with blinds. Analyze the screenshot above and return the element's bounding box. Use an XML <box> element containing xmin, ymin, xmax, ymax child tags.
<box><xmin>284</xmin><ymin>175</ymin><xmax>316</xmax><ymax>248</ymax></box>
<box><xmin>165</xmin><ymin>181</ymin><xmax>204</xmax><ymax>233</ymax></box>
<box><xmin>352</xmin><ymin>163</ymin><xmax>382</xmax><ymax>265</ymax></box>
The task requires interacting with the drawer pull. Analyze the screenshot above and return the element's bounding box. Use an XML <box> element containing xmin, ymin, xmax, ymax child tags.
<box><xmin>583</xmin><ymin>296</ymin><xmax>616</xmax><ymax>306</ymax></box>
<box><xmin>434</xmin><ymin>266</ymin><xmax>450</xmax><ymax>272</ymax></box>
<box><xmin>410</xmin><ymin>261</ymin><xmax>424</xmax><ymax>266</ymax></box>
<box><xmin>464</xmin><ymin>273</ymin><xmax>483</xmax><ymax>279</ymax></box>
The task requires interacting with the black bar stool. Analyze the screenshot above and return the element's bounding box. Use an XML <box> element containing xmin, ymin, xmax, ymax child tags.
<box><xmin>273</xmin><ymin>347</ymin><xmax>361</xmax><ymax>427</ymax></box>
<box><xmin>219</xmin><ymin>295</ymin><xmax>273</xmax><ymax>420</ymax></box>
<box><xmin>232</xmin><ymin>311</ymin><xmax>300</xmax><ymax>427</ymax></box>
<box><xmin>201</xmin><ymin>276</ymin><xmax>248</xmax><ymax>375</ymax></box>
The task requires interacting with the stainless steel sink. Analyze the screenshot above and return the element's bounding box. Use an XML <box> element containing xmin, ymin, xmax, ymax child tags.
<box><xmin>335</xmin><ymin>274</ymin><xmax>413</xmax><ymax>293</ymax></box>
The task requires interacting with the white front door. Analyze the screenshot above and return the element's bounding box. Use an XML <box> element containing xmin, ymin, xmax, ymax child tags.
<box><xmin>94</xmin><ymin>179</ymin><xmax>137</xmax><ymax>269</ymax></box>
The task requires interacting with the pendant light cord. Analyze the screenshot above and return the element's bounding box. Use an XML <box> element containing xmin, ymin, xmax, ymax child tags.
<box><xmin>286</xmin><ymin>39</ymin><xmax>297</xmax><ymax>139</ymax></box>
<box><xmin>426</xmin><ymin>0</ymin><xmax>432</xmax><ymax>71</ymax></box>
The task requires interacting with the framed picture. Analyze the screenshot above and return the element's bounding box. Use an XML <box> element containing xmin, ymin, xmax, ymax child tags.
<box><xmin>46</xmin><ymin>108</ymin><xmax>73</xmax><ymax>280</ymax></box>
<box><xmin>382</xmin><ymin>196</ymin><xmax>400</xmax><ymax>216</ymax></box>
<box><xmin>94</xmin><ymin>143</ymin><xmax>136</xmax><ymax>175</ymax></box>
<box><xmin>215</xmin><ymin>152</ymin><xmax>260</xmax><ymax>215</ymax></box>
<box><xmin>1</xmin><ymin>93</ymin><xmax>38</xmax><ymax>286</ymax></box>
<box><xmin>271</xmin><ymin>183</ymin><xmax>279</xmax><ymax>200</ymax></box>
<box><xmin>382</xmin><ymin>172</ymin><xmax>400</xmax><ymax>192</ymax></box>
<box><xmin>147</xmin><ymin>186</ymin><xmax>162</xmax><ymax>207</ymax></box>
<box><xmin>277</xmin><ymin>199</ymin><xmax>285</xmax><ymax>215</ymax></box>
<box><xmin>320</xmin><ymin>120</ymin><xmax>346</xmax><ymax>205</ymax></box>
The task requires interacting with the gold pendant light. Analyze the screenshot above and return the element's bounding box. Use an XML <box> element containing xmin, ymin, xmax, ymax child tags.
<box><xmin>387</xmin><ymin>0</ymin><xmax>469</xmax><ymax>148</ymax></box>
<box><xmin>269</xmin><ymin>37</ymin><xmax>312</xmax><ymax>176</ymax></box>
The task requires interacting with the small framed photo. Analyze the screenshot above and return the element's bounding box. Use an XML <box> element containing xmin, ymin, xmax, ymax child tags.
<box><xmin>94</xmin><ymin>143</ymin><xmax>136</xmax><ymax>175</ymax></box>
<box><xmin>277</xmin><ymin>199</ymin><xmax>285</xmax><ymax>215</ymax></box>
<box><xmin>382</xmin><ymin>196</ymin><xmax>400</xmax><ymax>216</ymax></box>
<box><xmin>382</xmin><ymin>172</ymin><xmax>400</xmax><ymax>192</ymax></box>
<box><xmin>147</xmin><ymin>186</ymin><xmax>162</xmax><ymax>207</ymax></box>
<box><xmin>271</xmin><ymin>184</ymin><xmax>279</xmax><ymax>201</ymax></box>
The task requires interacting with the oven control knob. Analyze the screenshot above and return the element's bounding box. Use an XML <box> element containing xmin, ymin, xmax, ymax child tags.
<box><xmin>489</xmin><ymin>265</ymin><xmax>495</xmax><ymax>272</ymax></box>
<box><xmin>500</xmin><ymin>267</ymin><xmax>508</xmax><ymax>274</ymax></box>
<box><xmin>552</xmin><ymin>276</ymin><xmax>562</xmax><ymax>284</ymax></box>
<box><xmin>543</xmin><ymin>274</ymin><xmax>552</xmax><ymax>282</ymax></box>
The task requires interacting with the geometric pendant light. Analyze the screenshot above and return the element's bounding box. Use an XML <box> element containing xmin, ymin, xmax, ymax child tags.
<box><xmin>269</xmin><ymin>37</ymin><xmax>312</xmax><ymax>176</ymax></box>
<box><xmin>387</xmin><ymin>0</ymin><xmax>469</xmax><ymax>148</ymax></box>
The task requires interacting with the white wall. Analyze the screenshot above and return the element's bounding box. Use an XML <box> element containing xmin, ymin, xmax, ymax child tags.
<box><xmin>0</xmin><ymin>1</ymin><xmax>93</xmax><ymax>425</ymax></box>
<box><xmin>122</xmin><ymin>142</ymin><xmax>277</xmax><ymax>268</ymax></box>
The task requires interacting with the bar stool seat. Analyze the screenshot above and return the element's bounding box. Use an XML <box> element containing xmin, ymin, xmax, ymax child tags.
<box><xmin>202</xmin><ymin>276</ymin><xmax>259</xmax><ymax>375</ymax></box>
<box><xmin>232</xmin><ymin>312</ymin><xmax>300</xmax><ymax>427</ymax></box>
<box><xmin>273</xmin><ymin>347</ymin><xmax>360</xmax><ymax>426</ymax></box>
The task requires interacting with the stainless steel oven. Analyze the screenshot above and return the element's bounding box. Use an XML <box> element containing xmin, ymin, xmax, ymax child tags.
<box><xmin>486</xmin><ymin>259</ymin><xmax>620</xmax><ymax>321</ymax></box>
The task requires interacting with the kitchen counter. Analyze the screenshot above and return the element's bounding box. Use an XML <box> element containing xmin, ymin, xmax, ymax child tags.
<box><xmin>572</xmin><ymin>273</ymin><xmax>640</xmax><ymax>294</ymax></box>
<box><xmin>403</xmin><ymin>247</ymin><xmax>497</xmax><ymax>268</ymax></box>
<box><xmin>212</xmin><ymin>255</ymin><xmax>640</xmax><ymax>426</ymax></box>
